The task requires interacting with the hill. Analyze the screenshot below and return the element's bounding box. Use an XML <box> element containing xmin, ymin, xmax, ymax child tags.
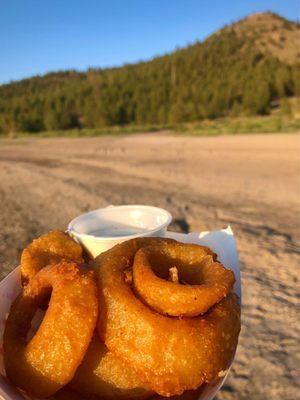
<box><xmin>0</xmin><ymin>12</ymin><xmax>299</xmax><ymax>134</ymax></box>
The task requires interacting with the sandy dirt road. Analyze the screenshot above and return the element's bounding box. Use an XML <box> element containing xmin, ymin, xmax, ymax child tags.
<box><xmin>0</xmin><ymin>133</ymin><xmax>299</xmax><ymax>400</ymax></box>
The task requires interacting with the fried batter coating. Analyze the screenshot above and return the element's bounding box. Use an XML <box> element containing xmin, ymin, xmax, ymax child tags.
<box><xmin>70</xmin><ymin>336</ymin><xmax>153</xmax><ymax>399</ymax></box>
<box><xmin>51</xmin><ymin>388</ymin><xmax>89</xmax><ymax>400</ymax></box>
<box><xmin>133</xmin><ymin>243</ymin><xmax>235</xmax><ymax>317</ymax></box>
<box><xmin>21</xmin><ymin>230</ymin><xmax>84</xmax><ymax>285</ymax></box>
<box><xmin>4</xmin><ymin>261</ymin><xmax>98</xmax><ymax>398</ymax></box>
<box><xmin>150</xmin><ymin>387</ymin><xmax>203</xmax><ymax>399</ymax></box>
<box><xmin>52</xmin><ymin>387</ymin><xmax>199</xmax><ymax>400</ymax></box>
<box><xmin>96</xmin><ymin>238</ymin><xmax>240</xmax><ymax>397</ymax></box>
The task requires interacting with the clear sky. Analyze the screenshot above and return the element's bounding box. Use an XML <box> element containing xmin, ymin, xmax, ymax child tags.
<box><xmin>1</xmin><ymin>0</ymin><xmax>299</xmax><ymax>84</ymax></box>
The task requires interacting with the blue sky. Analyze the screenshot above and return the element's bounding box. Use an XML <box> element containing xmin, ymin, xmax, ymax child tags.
<box><xmin>0</xmin><ymin>0</ymin><xmax>299</xmax><ymax>84</ymax></box>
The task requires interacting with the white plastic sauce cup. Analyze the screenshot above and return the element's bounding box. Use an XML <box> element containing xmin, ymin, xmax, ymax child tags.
<box><xmin>68</xmin><ymin>205</ymin><xmax>172</xmax><ymax>258</ymax></box>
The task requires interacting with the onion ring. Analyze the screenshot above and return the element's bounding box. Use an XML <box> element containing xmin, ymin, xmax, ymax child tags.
<box><xmin>150</xmin><ymin>387</ymin><xmax>204</xmax><ymax>399</ymax></box>
<box><xmin>21</xmin><ymin>230</ymin><xmax>84</xmax><ymax>285</ymax></box>
<box><xmin>133</xmin><ymin>243</ymin><xmax>235</xmax><ymax>317</ymax></box>
<box><xmin>70</xmin><ymin>336</ymin><xmax>153</xmax><ymax>399</ymax></box>
<box><xmin>51</xmin><ymin>388</ymin><xmax>88</xmax><ymax>400</ymax></box>
<box><xmin>96</xmin><ymin>238</ymin><xmax>240</xmax><ymax>397</ymax></box>
<box><xmin>3</xmin><ymin>261</ymin><xmax>98</xmax><ymax>398</ymax></box>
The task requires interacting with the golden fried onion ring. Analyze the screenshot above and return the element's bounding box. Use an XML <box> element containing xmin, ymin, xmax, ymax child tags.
<box><xmin>51</xmin><ymin>388</ymin><xmax>88</xmax><ymax>400</ymax></box>
<box><xmin>70</xmin><ymin>336</ymin><xmax>153</xmax><ymax>399</ymax></box>
<box><xmin>96</xmin><ymin>238</ymin><xmax>241</xmax><ymax>397</ymax></box>
<box><xmin>150</xmin><ymin>387</ymin><xmax>204</xmax><ymax>400</ymax></box>
<box><xmin>4</xmin><ymin>261</ymin><xmax>98</xmax><ymax>398</ymax></box>
<box><xmin>133</xmin><ymin>243</ymin><xmax>235</xmax><ymax>317</ymax></box>
<box><xmin>21</xmin><ymin>230</ymin><xmax>84</xmax><ymax>285</ymax></box>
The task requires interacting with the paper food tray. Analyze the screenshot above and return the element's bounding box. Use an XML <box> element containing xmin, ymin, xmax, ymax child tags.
<box><xmin>0</xmin><ymin>227</ymin><xmax>241</xmax><ymax>400</ymax></box>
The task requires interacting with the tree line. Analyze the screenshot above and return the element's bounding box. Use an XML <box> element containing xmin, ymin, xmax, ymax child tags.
<box><xmin>0</xmin><ymin>26</ymin><xmax>299</xmax><ymax>134</ymax></box>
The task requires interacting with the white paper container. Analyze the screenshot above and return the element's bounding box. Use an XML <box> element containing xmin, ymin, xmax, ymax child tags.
<box><xmin>0</xmin><ymin>226</ymin><xmax>241</xmax><ymax>400</ymax></box>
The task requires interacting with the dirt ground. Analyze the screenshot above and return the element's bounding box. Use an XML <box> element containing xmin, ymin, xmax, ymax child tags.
<box><xmin>0</xmin><ymin>133</ymin><xmax>299</xmax><ymax>400</ymax></box>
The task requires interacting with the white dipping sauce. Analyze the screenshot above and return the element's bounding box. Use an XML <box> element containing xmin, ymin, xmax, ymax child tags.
<box><xmin>68</xmin><ymin>205</ymin><xmax>172</xmax><ymax>257</ymax></box>
<box><xmin>89</xmin><ymin>226</ymin><xmax>148</xmax><ymax>238</ymax></box>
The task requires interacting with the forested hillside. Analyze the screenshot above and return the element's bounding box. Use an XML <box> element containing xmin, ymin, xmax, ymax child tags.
<box><xmin>0</xmin><ymin>12</ymin><xmax>299</xmax><ymax>134</ymax></box>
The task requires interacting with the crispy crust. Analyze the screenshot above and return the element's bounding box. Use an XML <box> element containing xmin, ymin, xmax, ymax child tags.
<box><xmin>70</xmin><ymin>336</ymin><xmax>153</xmax><ymax>399</ymax></box>
<box><xmin>150</xmin><ymin>387</ymin><xmax>205</xmax><ymax>399</ymax></box>
<box><xmin>20</xmin><ymin>230</ymin><xmax>84</xmax><ymax>285</ymax></box>
<box><xmin>3</xmin><ymin>261</ymin><xmax>98</xmax><ymax>398</ymax></box>
<box><xmin>95</xmin><ymin>238</ymin><xmax>241</xmax><ymax>397</ymax></box>
<box><xmin>133</xmin><ymin>243</ymin><xmax>235</xmax><ymax>317</ymax></box>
